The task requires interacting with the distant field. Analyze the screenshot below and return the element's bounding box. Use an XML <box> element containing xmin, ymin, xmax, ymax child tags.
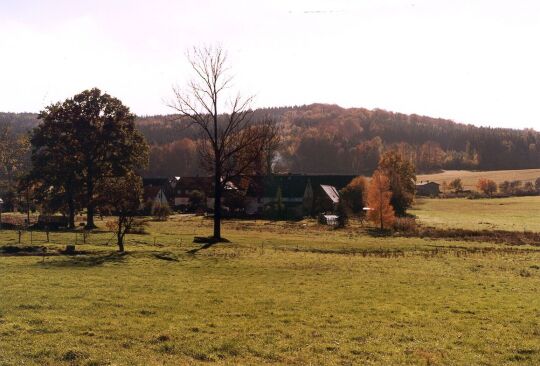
<box><xmin>1</xmin><ymin>216</ymin><xmax>540</xmax><ymax>365</ymax></box>
<box><xmin>417</xmin><ymin>168</ymin><xmax>540</xmax><ymax>190</ymax></box>
<box><xmin>411</xmin><ymin>196</ymin><xmax>540</xmax><ymax>232</ymax></box>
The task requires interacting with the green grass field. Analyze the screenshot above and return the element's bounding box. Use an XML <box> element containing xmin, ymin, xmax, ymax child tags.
<box><xmin>417</xmin><ymin>168</ymin><xmax>540</xmax><ymax>190</ymax></box>
<box><xmin>411</xmin><ymin>196</ymin><xmax>540</xmax><ymax>232</ymax></box>
<box><xmin>1</xmin><ymin>211</ymin><xmax>540</xmax><ymax>365</ymax></box>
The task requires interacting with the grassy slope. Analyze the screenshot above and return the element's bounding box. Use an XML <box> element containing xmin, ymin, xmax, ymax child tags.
<box><xmin>1</xmin><ymin>215</ymin><xmax>540</xmax><ymax>365</ymax></box>
<box><xmin>411</xmin><ymin>196</ymin><xmax>540</xmax><ymax>232</ymax></box>
<box><xmin>417</xmin><ymin>169</ymin><xmax>540</xmax><ymax>190</ymax></box>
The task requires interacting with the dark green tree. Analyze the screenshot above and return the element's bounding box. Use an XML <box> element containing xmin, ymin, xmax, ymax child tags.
<box><xmin>33</xmin><ymin>88</ymin><xmax>148</xmax><ymax>228</ymax></box>
<box><xmin>378</xmin><ymin>150</ymin><xmax>416</xmax><ymax>216</ymax></box>
<box><xmin>0</xmin><ymin>122</ymin><xmax>30</xmax><ymax>202</ymax></box>
<box><xmin>340</xmin><ymin>176</ymin><xmax>368</xmax><ymax>215</ymax></box>
<box><xmin>27</xmin><ymin>103</ymin><xmax>83</xmax><ymax>228</ymax></box>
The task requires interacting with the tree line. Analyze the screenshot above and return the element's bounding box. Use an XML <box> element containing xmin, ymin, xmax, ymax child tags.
<box><xmin>2</xmin><ymin>104</ymin><xmax>540</xmax><ymax>179</ymax></box>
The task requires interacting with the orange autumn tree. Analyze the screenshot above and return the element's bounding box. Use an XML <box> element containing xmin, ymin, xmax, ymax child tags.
<box><xmin>476</xmin><ymin>178</ymin><xmax>497</xmax><ymax>197</ymax></box>
<box><xmin>367</xmin><ymin>170</ymin><xmax>395</xmax><ymax>230</ymax></box>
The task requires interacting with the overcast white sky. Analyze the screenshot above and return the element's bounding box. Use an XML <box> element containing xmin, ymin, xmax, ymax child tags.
<box><xmin>0</xmin><ymin>0</ymin><xmax>539</xmax><ymax>129</ymax></box>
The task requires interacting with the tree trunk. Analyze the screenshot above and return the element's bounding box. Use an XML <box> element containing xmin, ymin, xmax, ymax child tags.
<box><xmin>67</xmin><ymin>192</ymin><xmax>75</xmax><ymax>229</ymax></box>
<box><xmin>213</xmin><ymin>161</ymin><xmax>222</xmax><ymax>240</ymax></box>
<box><xmin>117</xmin><ymin>220</ymin><xmax>125</xmax><ymax>252</ymax></box>
<box><xmin>86</xmin><ymin>167</ymin><xmax>96</xmax><ymax>229</ymax></box>
<box><xmin>118</xmin><ymin>235</ymin><xmax>124</xmax><ymax>252</ymax></box>
<box><xmin>379</xmin><ymin>189</ymin><xmax>384</xmax><ymax>231</ymax></box>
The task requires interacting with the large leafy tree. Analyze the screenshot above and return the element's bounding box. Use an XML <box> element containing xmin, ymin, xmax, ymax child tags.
<box><xmin>27</xmin><ymin>103</ymin><xmax>83</xmax><ymax>227</ymax></box>
<box><xmin>378</xmin><ymin>150</ymin><xmax>416</xmax><ymax>216</ymax></box>
<box><xmin>31</xmin><ymin>88</ymin><xmax>148</xmax><ymax>228</ymax></box>
<box><xmin>0</xmin><ymin>122</ymin><xmax>30</xmax><ymax>194</ymax></box>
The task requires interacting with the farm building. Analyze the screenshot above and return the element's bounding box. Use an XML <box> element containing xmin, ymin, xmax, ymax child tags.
<box><xmin>142</xmin><ymin>174</ymin><xmax>355</xmax><ymax>218</ymax></box>
<box><xmin>416</xmin><ymin>181</ymin><xmax>440</xmax><ymax>196</ymax></box>
<box><xmin>143</xmin><ymin>186</ymin><xmax>170</xmax><ymax>215</ymax></box>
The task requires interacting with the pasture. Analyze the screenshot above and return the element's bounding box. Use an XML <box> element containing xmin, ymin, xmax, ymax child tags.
<box><xmin>417</xmin><ymin>168</ymin><xmax>540</xmax><ymax>190</ymax></box>
<box><xmin>410</xmin><ymin>196</ymin><xmax>540</xmax><ymax>232</ymax></box>
<box><xmin>1</xmin><ymin>214</ymin><xmax>540</xmax><ymax>365</ymax></box>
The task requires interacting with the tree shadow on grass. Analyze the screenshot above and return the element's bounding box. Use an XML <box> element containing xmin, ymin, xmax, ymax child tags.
<box><xmin>37</xmin><ymin>251</ymin><xmax>128</xmax><ymax>267</ymax></box>
<box><xmin>187</xmin><ymin>236</ymin><xmax>230</xmax><ymax>255</ymax></box>
<box><xmin>0</xmin><ymin>245</ymin><xmax>48</xmax><ymax>255</ymax></box>
<box><xmin>365</xmin><ymin>228</ymin><xmax>394</xmax><ymax>237</ymax></box>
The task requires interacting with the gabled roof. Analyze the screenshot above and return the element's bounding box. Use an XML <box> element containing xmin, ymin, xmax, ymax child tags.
<box><xmin>320</xmin><ymin>184</ymin><xmax>340</xmax><ymax>204</ymax></box>
<box><xmin>258</xmin><ymin>174</ymin><xmax>356</xmax><ymax>198</ymax></box>
<box><xmin>172</xmin><ymin>177</ymin><xmax>213</xmax><ymax>195</ymax></box>
<box><xmin>143</xmin><ymin>174</ymin><xmax>357</xmax><ymax>199</ymax></box>
<box><xmin>416</xmin><ymin>181</ymin><xmax>440</xmax><ymax>186</ymax></box>
<box><xmin>142</xmin><ymin>177</ymin><xmax>169</xmax><ymax>187</ymax></box>
<box><xmin>143</xmin><ymin>186</ymin><xmax>162</xmax><ymax>200</ymax></box>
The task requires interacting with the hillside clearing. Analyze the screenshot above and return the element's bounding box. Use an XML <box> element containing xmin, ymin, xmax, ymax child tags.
<box><xmin>417</xmin><ymin>169</ymin><xmax>540</xmax><ymax>190</ymax></box>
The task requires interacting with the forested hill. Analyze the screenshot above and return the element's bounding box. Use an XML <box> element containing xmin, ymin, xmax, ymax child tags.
<box><xmin>2</xmin><ymin>104</ymin><xmax>540</xmax><ymax>176</ymax></box>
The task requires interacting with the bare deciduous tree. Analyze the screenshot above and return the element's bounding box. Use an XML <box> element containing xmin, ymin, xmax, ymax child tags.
<box><xmin>169</xmin><ymin>46</ymin><xmax>279</xmax><ymax>240</ymax></box>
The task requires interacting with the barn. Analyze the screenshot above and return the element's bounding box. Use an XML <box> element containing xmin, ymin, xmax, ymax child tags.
<box><xmin>416</xmin><ymin>181</ymin><xmax>440</xmax><ymax>196</ymax></box>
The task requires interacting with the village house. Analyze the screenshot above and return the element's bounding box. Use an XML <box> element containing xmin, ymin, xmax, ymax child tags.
<box><xmin>142</xmin><ymin>174</ymin><xmax>355</xmax><ymax>218</ymax></box>
<box><xmin>142</xmin><ymin>177</ymin><xmax>171</xmax><ymax>214</ymax></box>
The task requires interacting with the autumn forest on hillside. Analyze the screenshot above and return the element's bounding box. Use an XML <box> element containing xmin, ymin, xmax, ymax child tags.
<box><xmin>2</xmin><ymin>104</ymin><xmax>540</xmax><ymax>179</ymax></box>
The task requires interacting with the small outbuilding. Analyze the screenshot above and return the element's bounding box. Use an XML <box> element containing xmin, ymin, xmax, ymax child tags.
<box><xmin>416</xmin><ymin>181</ymin><xmax>440</xmax><ymax>196</ymax></box>
<box><xmin>319</xmin><ymin>214</ymin><xmax>339</xmax><ymax>226</ymax></box>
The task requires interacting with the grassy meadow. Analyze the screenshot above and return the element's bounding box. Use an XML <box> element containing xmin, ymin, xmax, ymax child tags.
<box><xmin>1</xmin><ymin>208</ymin><xmax>540</xmax><ymax>365</ymax></box>
<box><xmin>416</xmin><ymin>168</ymin><xmax>540</xmax><ymax>190</ymax></box>
<box><xmin>411</xmin><ymin>196</ymin><xmax>540</xmax><ymax>232</ymax></box>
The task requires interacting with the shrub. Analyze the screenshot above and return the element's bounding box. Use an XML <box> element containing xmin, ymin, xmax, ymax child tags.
<box><xmin>523</xmin><ymin>181</ymin><xmax>535</xmax><ymax>193</ymax></box>
<box><xmin>510</xmin><ymin>180</ymin><xmax>522</xmax><ymax>194</ymax></box>
<box><xmin>340</xmin><ymin>176</ymin><xmax>367</xmax><ymax>215</ymax></box>
<box><xmin>448</xmin><ymin>178</ymin><xmax>463</xmax><ymax>193</ymax></box>
<box><xmin>153</xmin><ymin>205</ymin><xmax>171</xmax><ymax>221</ymax></box>
<box><xmin>127</xmin><ymin>219</ymin><xmax>149</xmax><ymax>234</ymax></box>
<box><xmin>499</xmin><ymin>180</ymin><xmax>511</xmax><ymax>194</ymax></box>
<box><xmin>392</xmin><ymin>217</ymin><xmax>418</xmax><ymax>233</ymax></box>
<box><xmin>467</xmin><ymin>191</ymin><xmax>483</xmax><ymax>199</ymax></box>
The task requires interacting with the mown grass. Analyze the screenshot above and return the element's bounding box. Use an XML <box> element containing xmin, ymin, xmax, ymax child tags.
<box><xmin>411</xmin><ymin>196</ymin><xmax>540</xmax><ymax>232</ymax></box>
<box><xmin>417</xmin><ymin>168</ymin><xmax>540</xmax><ymax>190</ymax></box>
<box><xmin>1</xmin><ymin>215</ymin><xmax>540</xmax><ymax>365</ymax></box>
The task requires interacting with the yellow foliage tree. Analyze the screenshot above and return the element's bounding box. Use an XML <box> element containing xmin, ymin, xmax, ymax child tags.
<box><xmin>367</xmin><ymin>170</ymin><xmax>395</xmax><ymax>230</ymax></box>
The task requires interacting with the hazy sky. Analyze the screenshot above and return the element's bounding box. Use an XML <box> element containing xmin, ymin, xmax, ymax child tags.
<box><xmin>1</xmin><ymin>0</ymin><xmax>539</xmax><ymax>129</ymax></box>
